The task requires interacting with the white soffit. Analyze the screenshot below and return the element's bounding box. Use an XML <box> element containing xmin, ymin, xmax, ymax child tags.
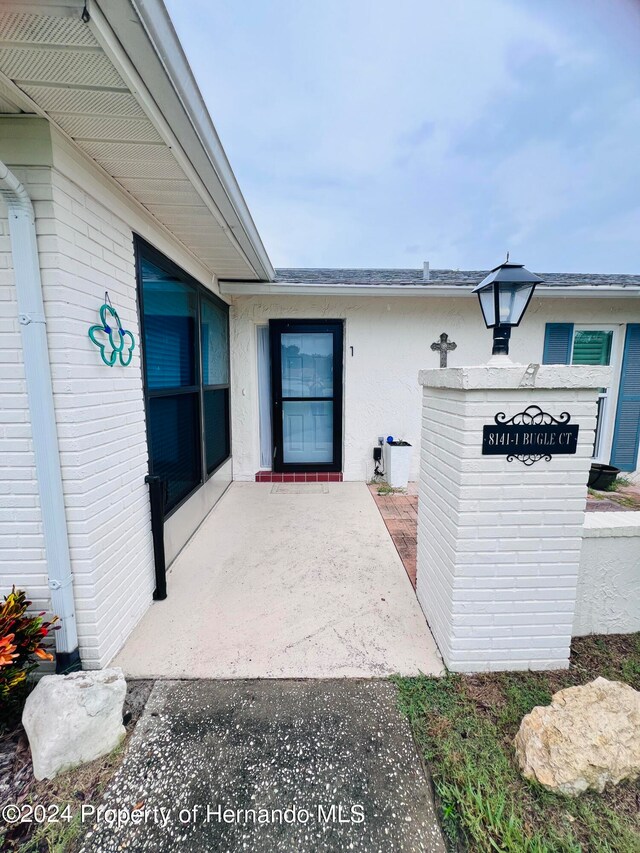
<box><xmin>0</xmin><ymin>89</ymin><xmax>23</xmax><ymax>112</ymax></box>
<box><xmin>0</xmin><ymin>5</ymin><xmax>264</xmax><ymax>280</ymax></box>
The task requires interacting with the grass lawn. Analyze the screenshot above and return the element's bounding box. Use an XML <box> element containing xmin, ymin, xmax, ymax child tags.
<box><xmin>3</xmin><ymin>742</ymin><xmax>128</xmax><ymax>853</ymax></box>
<box><xmin>395</xmin><ymin>634</ymin><xmax>640</xmax><ymax>852</ymax></box>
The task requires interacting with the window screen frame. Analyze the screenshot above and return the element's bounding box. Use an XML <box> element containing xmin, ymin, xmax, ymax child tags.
<box><xmin>570</xmin><ymin>324</ymin><xmax>624</xmax><ymax>465</ymax></box>
<box><xmin>201</xmin><ymin>296</ymin><xmax>231</xmax><ymax>476</ymax></box>
<box><xmin>135</xmin><ymin>236</ymin><xmax>231</xmax><ymax>518</ymax></box>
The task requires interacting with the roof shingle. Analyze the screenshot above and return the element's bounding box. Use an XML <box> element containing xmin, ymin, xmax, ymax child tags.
<box><xmin>273</xmin><ymin>268</ymin><xmax>640</xmax><ymax>288</ymax></box>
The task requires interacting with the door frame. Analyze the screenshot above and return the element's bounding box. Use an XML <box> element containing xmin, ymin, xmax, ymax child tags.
<box><xmin>269</xmin><ymin>319</ymin><xmax>343</xmax><ymax>473</ymax></box>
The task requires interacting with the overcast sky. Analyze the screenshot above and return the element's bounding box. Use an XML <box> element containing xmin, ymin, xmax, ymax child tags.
<box><xmin>165</xmin><ymin>0</ymin><xmax>640</xmax><ymax>273</ymax></box>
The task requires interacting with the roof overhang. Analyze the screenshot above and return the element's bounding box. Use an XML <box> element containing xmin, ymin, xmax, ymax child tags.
<box><xmin>0</xmin><ymin>0</ymin><xmax>274</xmax><ymax>281</ymax></box>
<box><xmin>219</xmin><ymin>281</ymin><xmax>640</xmax><ymax>298</ymax></box>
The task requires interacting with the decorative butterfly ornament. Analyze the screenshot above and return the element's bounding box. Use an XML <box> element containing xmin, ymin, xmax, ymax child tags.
<box><xmin>88</xmin><ymin>294</ymin><xmax>135</xmax><ymax>367</ymax></box>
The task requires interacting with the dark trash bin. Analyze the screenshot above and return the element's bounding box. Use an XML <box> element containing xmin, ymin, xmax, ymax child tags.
<box><xmin>588</xmin><ymin>463</ymin><xmax>620</xmax><ymax>490</ymax></box>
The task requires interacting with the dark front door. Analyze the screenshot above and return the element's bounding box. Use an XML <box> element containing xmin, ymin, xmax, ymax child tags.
<box><xmin>270</xmin><ymin>320</ymin><xmax>343</xmax><ymax>472</ymax></box>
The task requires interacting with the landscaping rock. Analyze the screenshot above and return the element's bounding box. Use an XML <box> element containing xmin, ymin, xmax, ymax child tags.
<box><xmin>22</xmin><ymin>668</ymin><xmax>127</xmax><ymax>780</ymax></box>
<box><xmin>514</xmin><ymin>676</ymin><xmax>640</xmax><ymax>796</ymax></box>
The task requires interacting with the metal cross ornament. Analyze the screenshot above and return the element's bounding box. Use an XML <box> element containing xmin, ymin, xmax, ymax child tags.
<box><xmin>430</xmin><ymin>332</ymin><xmax>457</xmax><ymax>367</ymax></box>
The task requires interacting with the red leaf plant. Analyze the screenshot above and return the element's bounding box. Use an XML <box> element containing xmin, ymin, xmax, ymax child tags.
<box><xmin>0</xmin><ymin>587</ymin><xmax>58</xmax><ymax>702</ymax></box>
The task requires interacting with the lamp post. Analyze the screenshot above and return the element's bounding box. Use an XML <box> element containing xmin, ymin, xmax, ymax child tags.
<box><xmin>472</xmin><ymin>259</ymin><xmax>543</xmax><ymax>357</ymax></box>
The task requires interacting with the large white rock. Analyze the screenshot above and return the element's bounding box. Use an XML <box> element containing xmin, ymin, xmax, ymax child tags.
<box><xmin>514</xmin><ymin>676</ymin><xmax>640</xmax><ymax>796</ymax></box>
<box><xmin>22</xmin><ymin>668</ymin><xmax>127</xmax><ymax>780</ymax></box>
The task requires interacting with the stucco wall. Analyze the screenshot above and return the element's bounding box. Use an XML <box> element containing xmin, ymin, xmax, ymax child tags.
<box><xmin>573</xmin><ymin>512</ymin><xmax>640</xmax><ymax>636</ymax></box>
<box><xmin>230</xmin><ymin>294</ymin><xmax>640</xmax><ymax>481</ymax></box>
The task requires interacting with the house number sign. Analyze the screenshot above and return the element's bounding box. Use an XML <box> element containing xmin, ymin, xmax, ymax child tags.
<box><xmin>482</xmin><ymin>405</ymin><xmax>579</xmax><ymax>466</ymax></box>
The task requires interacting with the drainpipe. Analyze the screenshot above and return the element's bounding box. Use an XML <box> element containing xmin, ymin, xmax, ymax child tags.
<box><xmin>0</xmin><ymin>161</ymin><xmax>81</xmax><ymax>673</ymax></box>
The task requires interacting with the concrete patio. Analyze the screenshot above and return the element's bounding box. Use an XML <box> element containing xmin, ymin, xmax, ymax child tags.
<box><xmin>113</xmin><ymin>482</ymin><xmax>443</xmax><ymax>678</ymax></box>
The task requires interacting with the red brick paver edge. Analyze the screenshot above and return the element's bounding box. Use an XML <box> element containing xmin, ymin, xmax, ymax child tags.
<box><xmin>369</xmin><ymin>481</ymin><xmax>637</xmax><ymax>588</ymax></box>
<box><xmin>255</xmin><ymin>471</ymin><xmax>343</xmax><ymax>482</ymax></box>
<box><xmin>368</xmin><ymin>484</ymin><xmax>418</xmax><ymax>589</ymax></box>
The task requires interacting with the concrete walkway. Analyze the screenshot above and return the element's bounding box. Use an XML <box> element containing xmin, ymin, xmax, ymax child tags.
<box><xmin>113</xmin><ymin>483</ymin><xmax>442</xmax><ymax>678</ymax></box>
<box><xmin>79</xmin><ymin>680</ymin><xmax>446</xmax><ymax>853</ymax></box>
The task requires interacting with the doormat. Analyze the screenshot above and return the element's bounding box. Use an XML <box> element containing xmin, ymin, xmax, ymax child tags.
<box><xmin>270</xmin><ymin>484</ymin><xmax>329</xmax><ymax>494</ymax></box>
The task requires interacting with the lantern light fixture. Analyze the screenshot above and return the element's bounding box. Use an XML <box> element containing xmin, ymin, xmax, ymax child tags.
<box><xmin>472</xmin><ymin>257</ymin><xmax>543</xmax><ymax>356</ymax></box>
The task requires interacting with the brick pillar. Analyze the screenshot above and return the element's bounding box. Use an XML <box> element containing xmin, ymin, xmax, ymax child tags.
<box><xmin>416</xmin><ymin>363</ymin><xmax>610</xmax><ymax>673</ymax></box>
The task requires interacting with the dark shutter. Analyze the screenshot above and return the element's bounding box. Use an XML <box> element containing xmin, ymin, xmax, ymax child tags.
<box><xmin>611</xmin><ymin>324</ymin><xmax>640</xmax><ymax>471</ymax></box>
<box><xmin>542</xmin><ymin>323</ymin><xmax>573</xmax><ymax>364</ymax></box>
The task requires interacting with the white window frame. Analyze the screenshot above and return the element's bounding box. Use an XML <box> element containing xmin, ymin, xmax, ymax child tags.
<box><xmin>570</xmin><ymin>324</ymin><xmax>624</xmax><ymax>463</ymax></box>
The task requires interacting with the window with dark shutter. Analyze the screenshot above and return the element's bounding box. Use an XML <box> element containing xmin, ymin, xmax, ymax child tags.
<box><xmin>570</xmin><ymin>329</ymin><xmax>613</xmax><ymax>461</ymax></box>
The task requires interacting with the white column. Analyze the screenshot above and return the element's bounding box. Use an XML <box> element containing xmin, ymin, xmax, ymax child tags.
<box><xmin>416</xmin><ymin>363</ymin><xmax>610</xmax><ymax>673</ymax></box>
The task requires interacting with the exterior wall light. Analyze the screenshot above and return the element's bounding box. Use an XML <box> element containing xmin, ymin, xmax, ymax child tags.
<box><xmin>472</xmin><ymin>258</ymin><xmax>543</xmax><ymax>356</ymax></box>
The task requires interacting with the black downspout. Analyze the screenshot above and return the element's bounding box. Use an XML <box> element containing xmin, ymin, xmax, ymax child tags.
<box><xmin>145</xmin><ymin>475</ymin><xmax>167</xmax><ymax>601</ymax></box>
<box><xmin>56</xmin><ymin>649</ymin><xmax>82</xmax><ymax>674</ymax></box>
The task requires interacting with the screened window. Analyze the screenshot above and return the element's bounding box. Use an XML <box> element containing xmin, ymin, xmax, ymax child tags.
<box><xmin>148</xmin><ymin>395</ymin><xmax>201</xmax><ymax>509</ymax></box>
<box><xmin>142</xmin><ymin>260</ymin><xmax>197</xmax><ymax>389</ymax></box>
<box><xmin>572</xmin><ymin>330</ymin><xmax>612</xmax><ymax>367</ymax></box>
<box><xmin>201</xmin><ymin>294</ymin><xmax>230</xmax><ymax>475</ymax></box>
<box><xmin>571</xmin><ymin>329</ymin><xmax>614</xmax><ymax>461</ymax></box>
<box><xmin>138</xmin><ymin>241</ymin><xmax>230</xmax><ymax>513</ymax></box>
<box><xmin>201</xmin><ymin>298</ymin><xmax>229</xmax><ymax>386</ymax></box>
<box><xmin>204</xmin><ymin>389</ymin><xmax>230</xmax><ymax>474</ymax></box>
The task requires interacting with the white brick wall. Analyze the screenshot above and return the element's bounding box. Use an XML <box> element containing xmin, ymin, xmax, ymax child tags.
<box><xmin>1</xmin><ymin>123</ymin><xmax>234</xmax><ymax>668</ymax></box>
<box><xmin>416</xmin><ymin>366</ymin><xmax>604</xmax><ymax>672</ymax></box>
<box><xmin>0</xmin><ymin>162</ymin><xmax>155</xmax><ymax>667</ymax></box>
<box><xmin>0</xmin><ymin>109</ymin><xmax>244</xmax><ymax>672</ymax></box>
<box><xmin>45</xmin><ymin>168</ymin><xmax>155</xmax><ymax>668</ymax></box>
